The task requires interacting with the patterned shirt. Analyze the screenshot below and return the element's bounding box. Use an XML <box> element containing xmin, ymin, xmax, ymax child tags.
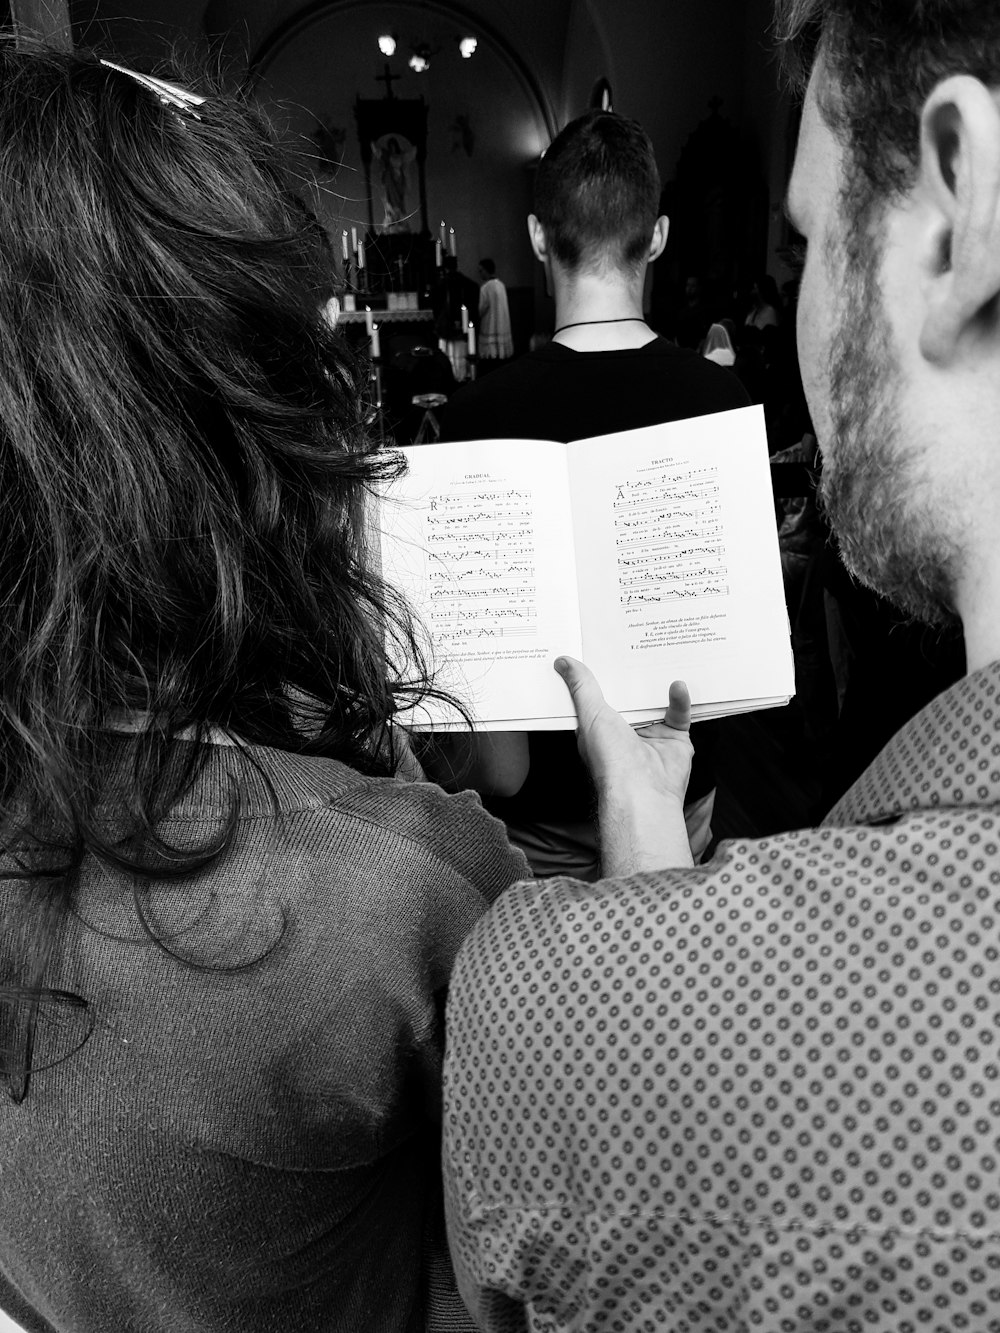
<box><xmin>444</xmin><ymin>662</ymin><xmax>1000</xmax><ymax>1331</ymax></box>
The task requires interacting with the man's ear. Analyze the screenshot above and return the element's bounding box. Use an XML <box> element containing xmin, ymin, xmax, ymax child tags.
<box><xmin>527</xmin><ymin>214</ymin><xmax>548</xmax><ymax>265</ymax></box>
<box><xmin>919</xmin><ymin>76</ymin><xmax>1000</xmax><ymax>365</ymax></box>
<box><xmin>649</xmin><ymin>215</ymin><xmax>670</xmax><ymax>263</ymax></box>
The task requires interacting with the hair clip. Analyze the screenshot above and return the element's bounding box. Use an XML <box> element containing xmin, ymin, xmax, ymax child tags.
<box><xmin>99</xmin><ymin>59</ymin><xmax>206</xmax><ymax>120</ymax></box>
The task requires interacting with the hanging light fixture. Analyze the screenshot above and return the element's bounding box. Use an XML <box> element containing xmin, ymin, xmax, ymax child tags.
<box><xmin>377</xmin><ymin>33</ymin><xmax>397</xmax><ymax>56</ymax></box>
<box><xmin>408</xmin><ymin>44</ymin><xmax>432</xmax><ymax>72</ymax></box>
<box><xmin>458</xmin><ymin>36</ymin><xmax>477</xmax><ymax>59</ymax></box>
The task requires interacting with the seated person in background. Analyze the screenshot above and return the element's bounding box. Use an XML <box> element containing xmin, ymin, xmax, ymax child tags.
<box><xmin>0</xmin><ymin>46</ymin><xmax>527</xmax><ymax>1333</ymax></box>
<box><xmin>744</xmin><ymin>272</ymin><xmax>782</xmax><ymax>329</ymax></box>
<box><xmin>439</xmin><ymin>110</ymin><xmax>748</xmax><ymax>878</ymax></box>
<box><xmin>701</xmin><ymin>320</ymin><xmax>737</xmax><ymax>365</ymax></box>
<box><xmin>674</xmin><ymin>273</ymin><xmax>712</xmax><ymax>349</ymax></box>
<box><xmin>444</xmin><ymin>0</ymin><xmax>1000</xmax><ymax>1325</ymax></box>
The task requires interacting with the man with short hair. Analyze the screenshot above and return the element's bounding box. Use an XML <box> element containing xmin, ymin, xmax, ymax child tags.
<box><xmin>443</xmin><ymin>3</ymin><xmax>1000</xmax><ymax>1327</ymax></box>
<box><xmin>441</xmin><ymin>111</ymin><xmax>747</xmax><ymax>879</ymax></box>
<box><xmin>445</xmin><ymin>112</ymin><xmax>745</xmax><ymax>441</ymax></box>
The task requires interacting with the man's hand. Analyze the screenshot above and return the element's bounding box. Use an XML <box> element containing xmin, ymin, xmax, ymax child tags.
<box><xmin>554</xmin><ymin>656</ymin><xmax>694</xmax><ymax>875</ymax></box>
<box><xmin>554</xmin><ymin>656</ymin><xmax>693</xmax><ymax>802</ymax></box>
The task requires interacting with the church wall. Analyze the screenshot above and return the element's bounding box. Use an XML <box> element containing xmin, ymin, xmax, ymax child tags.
<box><xmin>742</xmin><ymin>0</ymin><xmax>799</xmax><ymax>285</ymax></box>
<box><xmin>581</xmin><ymin>0</ymin><xmax>750</xmax><ymax>183</ymax></box>
<box><xmin>559</xmin><ymin>0</ymin><xmax>615</xmax><ymax>125</ymax></box>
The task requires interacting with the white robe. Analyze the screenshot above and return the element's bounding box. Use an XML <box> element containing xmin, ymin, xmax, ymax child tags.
<box><xmin>478</xmin><ymin>277</ymin><xmax>513</xmax><ymax>359</ymax></box>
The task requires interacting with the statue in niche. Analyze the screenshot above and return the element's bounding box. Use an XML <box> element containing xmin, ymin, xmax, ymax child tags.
<box><xmin>371</xmin><ymin>133</ymin><xmax>418</xmax><ymax>232</ymax></box>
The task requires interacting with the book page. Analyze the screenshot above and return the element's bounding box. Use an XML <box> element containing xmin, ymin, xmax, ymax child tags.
<box><xmin>567</xmin><ymin>406</ymin><xmax>794</xmax><ymax>721</ymax></box>
<box><xmin>379</xmin><ymin>439</ymin><xmax>583</xmax><ymax>729</ymax></box>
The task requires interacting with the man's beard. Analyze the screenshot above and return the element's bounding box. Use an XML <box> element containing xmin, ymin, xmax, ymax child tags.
<box><xmin>818</xmin><ymin>224</ymin><xmax>960</xmax><ymax>629</ymax></box>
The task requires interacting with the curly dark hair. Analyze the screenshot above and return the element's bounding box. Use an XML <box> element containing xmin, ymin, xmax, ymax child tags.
<box><xmin>0</xmin><ymin>43</ymin><xmax>447</xmax><ymax>1100</ymax></box>
<box><xmin>775</xmin><ymin>0</ymin><xmax>1000</xmax><ymax>212</ymax></box>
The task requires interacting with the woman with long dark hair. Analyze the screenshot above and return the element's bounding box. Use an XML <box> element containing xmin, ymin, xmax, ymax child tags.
<box><xmin>0</xmin><ymin>43</ymin><xmax>526</xmax><ymax>1332</ymax></box>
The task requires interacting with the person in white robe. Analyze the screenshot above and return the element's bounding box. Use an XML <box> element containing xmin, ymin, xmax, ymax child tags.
<box><xmin>476</xmin><ymin>259</ymin><xmax>513</xmax><ymax>360</ymax></box>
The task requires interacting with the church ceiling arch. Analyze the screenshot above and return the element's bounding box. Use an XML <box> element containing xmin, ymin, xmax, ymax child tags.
<box><xmin>206</xmin><ymin>0</ymin><xmax>558</xmax><ymax>140</ymax></box>
<box><xmin>242</xmin><ymin>0</ymin><xmax>553</xmax><ymax>291</ymax></box>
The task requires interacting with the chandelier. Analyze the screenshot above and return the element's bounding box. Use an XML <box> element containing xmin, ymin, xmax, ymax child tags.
<box><xmin>376</xmin><ymin>32</ymin><xmax>478</xmax><ymax>73</ymax></box>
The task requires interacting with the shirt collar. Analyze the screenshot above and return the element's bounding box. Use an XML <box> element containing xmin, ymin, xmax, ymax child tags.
<box><xmin>825</xmin><ymin>659</ymin><xmax>1000</xmax><ymax>827</ymax></box>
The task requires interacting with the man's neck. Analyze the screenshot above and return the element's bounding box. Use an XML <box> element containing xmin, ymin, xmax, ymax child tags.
<box><xmin>955</xmin><ymin>559</ymin><xmax>1000</xmax><ymax>674</ymax></box>
<box><xmin>551</xmin><ymin>266</ymin><xmax>653</xmax><ymax>351</ymax></box>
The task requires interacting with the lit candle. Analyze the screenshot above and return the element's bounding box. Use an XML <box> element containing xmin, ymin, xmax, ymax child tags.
<box><xmin>460</xmin><ymin>304</ymin><xmax>469</xmax><ymax>333</ymax></box>
<box><xmin>435</xmin><ymin>239</ymin><xmax>443</xmax><ymax>268</ymax></box>
<box><xmin>467</xmin><ymin>320</ymin><xmax>476</xmax><ymax>355</ymax></box>
<box><xmin>341</xmin><ymin>230</ymin><xmax>349</xmax><ymax>262</ymax></box>
<box><xmin>448</xmin><ymin>226</ymin><xmax>457</xmax><ymax>257</ymax></box>
<box><xmin>365</xmin><ymin>305</ymin><xmax>373</xmax><ymax>335</ymax></box>
<box><xmin>357</xmin><ymin>240</ymin><xmax>365</xmax><ymax>270</ymax></box>
<box><xmin>351</xmin><ymin>226</ymin><xmax>358</xmax><ymax>254</ymax></box>
<box><xmin>371</xmin><ymin>323</ymin><xmax>381</xmax><ymax>359</ymax></box>
<box><xmin>439</xmin><ymin>220</ymin><xmax>446</xmax><ymax>247</ymax></box>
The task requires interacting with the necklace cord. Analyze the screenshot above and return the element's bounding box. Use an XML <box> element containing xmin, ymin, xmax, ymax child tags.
<box><xmin>552</xmin><ymin>317</ymin><xmax>648</xmax><ymax>335</ymax></box>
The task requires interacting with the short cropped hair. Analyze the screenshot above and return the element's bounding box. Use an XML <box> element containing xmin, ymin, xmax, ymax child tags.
<box><xmin>479</xmin><ymin>257</ymin><xmax>496</xmax><ymax>276</ymax></box>
<box><xmin>775</xmin><ymin>0</ymin><xmax>1000</xmax><ymax>218</ymax></box>
<box><xmin>533</xmin><ymin>111</ymin><xmax>660</xmax><ymax>273</ymax></box>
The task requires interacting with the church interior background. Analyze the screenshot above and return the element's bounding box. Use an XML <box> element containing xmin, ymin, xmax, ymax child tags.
<box><xmin>9</xmin><ymin>0</ymin><xmax>798</xmax><ymax>358</ymax></box>
<box><xmin>0</xmin><ymin>0</ymin><xmax>800</xmax><ymax>367</ymax></box>
<box><xmin>0</xmin><ymin>0</ymin><xmax>856</xmax><ymax>840</ymax></box>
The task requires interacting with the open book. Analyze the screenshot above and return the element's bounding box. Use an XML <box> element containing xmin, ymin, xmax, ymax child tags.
<box><xmin>379</xmin><ymin>405</ymin><xmax>794</xmax><ymax>730</ymax></box>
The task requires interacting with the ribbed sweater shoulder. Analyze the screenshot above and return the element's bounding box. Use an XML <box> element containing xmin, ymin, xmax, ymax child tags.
<box><xmin>161</xmin><ymin>739</ymin><xmax>529</xmax><ymax>907</ymax></box>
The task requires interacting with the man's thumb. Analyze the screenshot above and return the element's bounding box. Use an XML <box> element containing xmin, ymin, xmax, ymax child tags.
<box><xmin>554</xmin><ymin>655</ymin><xmax>604</xmax><ymax>724</ymax></box>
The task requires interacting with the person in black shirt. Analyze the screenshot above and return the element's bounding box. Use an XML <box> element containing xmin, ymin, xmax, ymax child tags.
<box><xmin>438</xmin><ymin>111</ymin><xmax>748</xmax><ymax>878</ymax></box>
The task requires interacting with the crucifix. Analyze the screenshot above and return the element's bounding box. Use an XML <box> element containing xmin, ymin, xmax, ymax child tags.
<box><xmin>375</xmin><ymin>63</ymin><xmax>400</xmax><ymax>99</ymax></box>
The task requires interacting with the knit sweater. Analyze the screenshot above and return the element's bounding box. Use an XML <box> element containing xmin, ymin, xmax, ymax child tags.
<box><xmin>0</xmin><ymin>741</ymin><xmax>528</xmax><ymax>1332</ymax></box>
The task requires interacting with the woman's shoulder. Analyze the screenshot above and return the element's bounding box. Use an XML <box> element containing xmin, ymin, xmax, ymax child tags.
<box><xmin>178</xmin><ymin>739</ymin><xmax>529</xmax><ymax>902</ymax></box>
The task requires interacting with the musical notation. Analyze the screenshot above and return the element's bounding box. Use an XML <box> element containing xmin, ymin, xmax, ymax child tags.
<box><xmin>619</xmin><ymin>564</ymin><xmax>728</xmax><ymax>590</ymax></box>
<box><xmin>436</xmin><ymin>623</ymin><xmax>539</xmax><ymax>642</ymax></box>
<box><xmin>613</xmin><ymin>464</ymin><xmax>728</xmax><ymax>614</ymax></box>
<box><xmin>430</xmin><ymin>586</ymin><xmax>535</xmax><ymax>601</ymax></box>
<box><xmin>621</xmin><ymin>585</ymin><xmax>729</xmax><ymax>605</ymax></box>
<box><xmin>424</xmin><ymin>481</ymin><xmax>539</xmax><ymax>647</ymax></box>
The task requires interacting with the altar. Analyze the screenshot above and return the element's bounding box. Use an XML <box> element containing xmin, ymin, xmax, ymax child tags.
<box><xmin>335</xmin><ymin>308</ymin><xmax>434</xmax><ymax>325</ymax></box>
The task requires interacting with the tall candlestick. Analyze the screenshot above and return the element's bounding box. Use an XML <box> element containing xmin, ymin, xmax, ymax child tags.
<box><xmin>460</xmin><ymin>304</ymin><xmax>469</xmax><ymax>334</ymax></box>
<box><xmin>351</xmin><ymin>226</ymin><xmax>358</xmax><ymax>254</ymax></box>
<box><xmin>365</xmin><ymin>305</ymin><xmax>373</xmax><ymax>335</ymax></box>
<box><xmin>467</xmin><ymin>321</ymin><xmax>476</xmax><ymax>355</ymax></box>
<box><xmin>439</xmin><ymin>220</ymin><xmax>446</xmax><ymax>247</ymax></box>
<box><xmin>341</xmin><ymin>230</ymin><xmax>349</xmax><ymax>262</ymax></box>
<box><xmin>448</xmin><ymin>226</ymin><xmax>457</xmax><ymax>258</ymax></box>
<box><xmin>435</xmin><ymin>239</ymin><xmax>443</xmax><ymax>268</ymax></box>
<box><xmin>357</xmin><ymin>240</ymin><xmax>365</xmax><ymax>270</ymax></box>
<box><xmin>371</xmin><ymin>323</ymin><xmax>381</xmax><ymax>359</ymax></box>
